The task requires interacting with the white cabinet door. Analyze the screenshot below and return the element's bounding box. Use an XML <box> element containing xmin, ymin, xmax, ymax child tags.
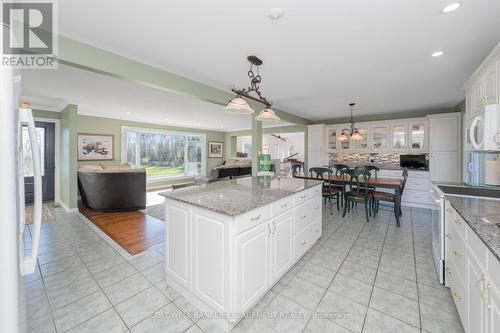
<box><xmin>484</xmin><ymin>61</ymin><xmax>498</xmax><ymax>106</ymax></box>
<box><xmin>408</xmin><ymin>120</ymin><xmax>427</xmax><ymax>151</ymax></box>
<box><xmin>192</xmin><ymin>213</ymin><xmax>225</xmax><ymax>311</ymax></box>
<box><xmin>371</xmin><ymin>124</ymin><xmax>390</xmax><ymax>151</ymax></box>
<box><xmin>166</xmin><ymin>203</ymin><xmax>191</xmax><ymax>289</ymax></box>
<box><xmin>487</xmin><ymin>282</ymin><xmax>500</xmax><ymax>333</ymax></box>
<box><xmin>429</xmin><ymin>151</ymin><xmax>458</xmax><ymax>182</ymax></box>
<box><xmin>466</xmin><ymin>89</ymin><xmax>474</xmax><ymax>120</ymax></box>
<box><xmin>473</xmin><ymin>80</ymin><xmax>485</xmax><ymax>114</ymax></box>
<box><xmin>307</xmin><ymin>124</ymin><xmax>325</xmax><ymax>152</ymax></box>
<box><xmin>307</xmin><ymin>151</ymin><xmax>323</xmax><ymax>169</ymax></box>
<box><xmin>429</xmin><ymin>116</ymin><xmax>459</xmax><ymax>152</ymax></box>
<box><xmin>391</xmin><ymin>123</ymin><xmax>407</xmax><ymax>151</ymax></box>
<box><xmin>235</xmin><ymin>222</ymin><xmax>270</xmax><ymax>311</ymax></box>
<box><xmin>270</xmin><ymin>212</ymin><xmax>293</xmax><ymax>284</ymax></box>
<box><xmin>467</xmin><ymin>251</ymin><xmax>487</xmax><ymax>333</ymax></box>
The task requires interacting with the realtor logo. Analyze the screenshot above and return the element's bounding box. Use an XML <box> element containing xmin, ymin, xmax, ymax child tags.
<box><xmin>1</xmin><ymin>0</ymin><xmax>58</xmax><ymax>68</ymax></box>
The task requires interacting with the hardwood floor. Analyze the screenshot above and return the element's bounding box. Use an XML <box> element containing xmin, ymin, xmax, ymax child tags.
<box><xmin>78</xmin><ymin>203</ymin><xmax>164</xmax><ymax>255</ymax></box>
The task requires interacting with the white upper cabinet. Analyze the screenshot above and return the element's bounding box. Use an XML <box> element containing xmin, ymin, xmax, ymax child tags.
<box><xmin>339</xmin><ymin>127</ymin><xmax>351</xmax><ymax>151</ymax></box>
<box><xmin>408</xmin><ymin>121</ymin><xmax>427</xmax><ymax>152</ymax></box>
<box><xmin>429</xmin><ymin>115</ymin><xmax>459</xmax><ymax>152</ymax></box>
<box><xmin>327</xmin><ymin>127</ymin><xmax>338</xmax><ymax>151</ymax></box>
<box><xmin>464</xmin><ymin>42</ymin><xmax>500</xmax><ymax>120</ymax></box>
<box><xmin>484</xmin><ymin>60</ymin><xmax>498</xmax><ymax>106</ymax></box>
<box><xmin>391</xmin><ymin>123</ymin><xmax>407</xmax><ymax>151</ymax></box>
<box><xmin>371</xmin><ymin>124</ymin><xmax>389</xmax><ymax>151</ymax></box>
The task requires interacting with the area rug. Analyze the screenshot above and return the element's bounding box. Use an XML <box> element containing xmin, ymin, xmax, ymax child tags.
<box><xmin>25</xmin><ymin>204</ymin><xmax>55</xmax><ymax>224</ymax></box>
<box><xmin>141</xmin><ymin>203</ymin><xmax>165</xmax><ymax>221</ymax></box>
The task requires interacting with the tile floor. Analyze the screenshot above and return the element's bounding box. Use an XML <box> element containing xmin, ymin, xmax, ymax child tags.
<box><xmin>22</xmin><ymin>204</ymin><xmax>465</xmax><ymax>333</ymax></box>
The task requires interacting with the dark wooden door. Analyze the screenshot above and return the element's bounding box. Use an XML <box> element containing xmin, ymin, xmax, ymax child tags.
<box><xmin>24</xmin><ymin>121</ymin><xmax>55</xmax><ymax>204</ymax></box>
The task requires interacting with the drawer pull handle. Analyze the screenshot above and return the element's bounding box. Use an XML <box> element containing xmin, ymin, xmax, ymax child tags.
<box><xmin>446</xmin><ymin>208</ymin><xmax>452</xmax><ymax>213</ymax></box>
<box><xmin>315</xmin><ymin>207</ymin><xmax>320</xmax><ymax>210</ymax></box>
<box><xmin>453</xmin><ymin>250</ymin><xmax>462</xmax><ymax>258</ymax></box>
<box><xmin>446</xmin><ymin>233</ymin><xmax>452</xmax><ymax>240</ymax></box>
<box><xmin>281</xmin><ymin>203</ymin><xmax>288</xmax><ymax>208</ymax></box>
<box><xmin>301</xmin><ymin>215</ymin><xmax>307</xmax><ymax>219</ymax></box>
<box><xmin>300</xmin><ymin>195</ymin><xmax>306</xmax><ymax>199</ymax></box>
<box><xmin>454</xmin><ymin>219</ymin><xmax>463</xmax><ymax>226</ymax></box>
<box><xmin>476</xmin><ymin>275</ymin><xmax>486</xmax><ymax>289</ymax></box>
<box><xmin>315</xmin><ymin>229</ymin><xmax>319</xmax><ymax>233</ymax></box>
<box><xmin>445</xmin><ymin>267</ymin><xmax>451</xmax><ymax>274</ymax></box>
<box><xmin>300</xmin><ymin>241</ymin><xmax>306</xmax><ymax>246</ymax></box>
<box><xmin>251</xmin><ymin>214</ymin><xmax>261</xmax><ymax>221</ymax></box>
<box><xmin>452</xmin><ymin>292</ymin><xmax>462</xmax><ymax>302</ymax></box>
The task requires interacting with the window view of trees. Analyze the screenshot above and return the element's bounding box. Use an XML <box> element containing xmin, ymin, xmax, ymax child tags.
<box><xmin>125</xmin><ymin>129</ymin><xmax>205</xmax><ymax>178</ymax></box>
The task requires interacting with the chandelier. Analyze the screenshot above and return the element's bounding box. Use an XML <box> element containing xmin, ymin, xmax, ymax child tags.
<box><xmin>223</xmin><ymin>55</ymin><xmax>280</xmax><ymax>121</ymax></box>
<box><xmin>338</xmin><ymin>103</ymin><xmax>363</xmax><ymax>141</ymax></box>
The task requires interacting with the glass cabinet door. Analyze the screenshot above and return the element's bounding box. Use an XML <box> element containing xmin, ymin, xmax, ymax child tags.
<box><xmin>392</xmin><ymin>124</ymin><xmax>406</xmax><ymax>150</ymax></box>
<box><xmin>351</xmin><ymin>127</ymin><xmax>368</xmax><ymax>150</ymax></box>
<box><xmin>339</xmin><ymin>128</ymin><xmax>350</xmax><ymax>150</ymax></box>
<box><xmin>328</xmin><ymin>128</ymin><xmax>337</xmax><ymax>150</ymax></box>
<box><xmin>372</xmin><ymin>125</ymin><xmax>389</xmax><ymax>151</ymax></box>
<box><xmin>409</xmin><ymin>122</ymin><xmax>426</xmax><ymax>150</ymax></box>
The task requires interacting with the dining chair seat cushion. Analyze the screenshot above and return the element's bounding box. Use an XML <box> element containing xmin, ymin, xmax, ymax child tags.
<box><xmin>322</xmin><ymin>188</ymin><xmax>341</xmax><ymax>195</ymax></box>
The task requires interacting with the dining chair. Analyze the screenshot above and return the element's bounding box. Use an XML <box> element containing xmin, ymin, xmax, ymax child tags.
<box><xmin>332</xmin><ymin>164</ymin><xmax>350</xmax><ymax>176</ymax></box>
<box><xmin>309</xmin><ymin>167</ymin><xmax>341</xmax><ymax>214</ymax></box>
<box><xmin>372</xmin><ymin>168</ymin><xmax>409</xmax><ymax>218</ymax></box>
<box><xmin>341</xmin><ymin>169</ymin><xmax>373</xmax><ymax>222</ymax></box>
<box><xmin>354</xmin><ymin>165</ymin><xmax>380</xmax><ymax>180</ymax></box>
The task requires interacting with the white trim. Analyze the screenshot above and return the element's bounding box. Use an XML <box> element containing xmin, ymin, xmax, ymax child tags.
<box><xmin>121</xmin><ymin>125</ymin><xmax>207</xmax><ymax>178</ymax></box>
<box><xmin>34</xmin><ymin>117</ymin><xmax>61</xmax><ymax>205</ymax></box>
<box><xmin>57</xmin><ymin>200</ymin><xmax>78</xmax><ymax>213</ymax></box>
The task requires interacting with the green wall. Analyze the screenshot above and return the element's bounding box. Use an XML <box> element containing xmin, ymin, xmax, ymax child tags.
<box><xmin>75</xmin><ymin>114</ymin><xmax>226</xmax><ymax>183</ymax></box>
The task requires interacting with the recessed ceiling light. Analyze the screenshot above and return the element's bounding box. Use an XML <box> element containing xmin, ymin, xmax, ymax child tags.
<box><xmin>164</xmin><ymin>117</ymin><xmax>169</xmax><ymax>121</ymax></box>
<box><xmin>442</xmin><ymin>3</ymin><xmax>461</xmax><ymax>13</ymax></box>
<box><xmin>432</xmin><ymin>51</ymin><xmax>444</xmax><ymax>57</ymax></box>
<box><xmin>268</xmin><ymin>8</ymin><xmax>284</xmax><ymax>20</ymax></box>
<box><xmin>125</xmin><ymin>112</ymin><xmax>131</xmax><ymax>115</ymax></box>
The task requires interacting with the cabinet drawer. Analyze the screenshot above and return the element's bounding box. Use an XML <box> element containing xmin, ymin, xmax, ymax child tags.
<box><xmin>451</xmin><ymin>210</ymin><xmax>466</xmax><ymax>240</ymax></box>
<box><xmin>272</xmin><ymin>196</ymin><xmax>294</xmax><ymax>217</ymax></box>
<box><xmin>294</xmin><ymin>189</ymin><xmax>311</xmax><ymax>205</ymax></box>
<box><xmin>310</xmin><ymin>184</ymin><xmax>322</xmax><ymax>198</ymax></box>
<box><xmin>389</xmin><ymin>170</ymin><xmax>404</xmax><ymax>177</ymax></box>
<box><xmin>408</xmin><ymin>171</ymin><xmax>429</xmax><ymax>179</ymax></box>
<box><xmin>447</xmin><ymin>259</ymin><xmax>466</xmax><ymax>323</ymax></box>
<box><xmin>447</xmin><ymin>232</ymin><xmax>466</xmax><ymax>285</ymax></box>
<box><xmin>294</xmin><ymin>217</ymin><xmax>321</xmax><ymax>261</ymax></box>
<box><xmin>401</xmin><ymin>189</ymin><xmax>429</xmax><ymax>204</ymax></box>
<box><xmin>234</xmin><ymin>206</ymin><xmax>272</xmax><ymax>236</ymax></box>
<box><xmin>405</xmin><ymin>178</ymin><xmax>429</xmax><ymax>191</ymax></box>
<box><xmin>294</xmin><ymin>196</ymin><xmax>322</xmax><ymax>234</ymax></box>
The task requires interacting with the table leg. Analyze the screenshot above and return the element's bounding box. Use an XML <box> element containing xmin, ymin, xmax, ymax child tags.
<box><xmin>395</xmin><ymin>186</ymin><xmax>401</xmax><ymax>227</ymax></box>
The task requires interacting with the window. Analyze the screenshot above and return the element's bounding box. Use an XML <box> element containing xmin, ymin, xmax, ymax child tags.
<box><xmin>22</xmin><ymin>126</ymin><xmax>45</xmax><ymax>177</ymax></box>
<box><xmin>122</xmin><ymin>127</ymin><xmax>206</xmax><ymax>179</ymax></box>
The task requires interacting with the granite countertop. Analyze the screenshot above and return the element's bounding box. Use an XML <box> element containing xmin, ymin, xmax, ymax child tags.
<box><xmin>446</xmin><ymin>195</ymin><xmax>500</xmax><ymax>260</ymax></box>
<box><xmin>159</xmin><ymin>176</ymin><xmax>323</xmax><ymax>217</ymax></box>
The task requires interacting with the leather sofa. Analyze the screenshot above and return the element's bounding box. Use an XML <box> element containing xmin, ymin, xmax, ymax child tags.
<box><xmin>78</xmin><ymin>164</ymin><xmax>146</xmax><ymax>211</ymax></box>
<box><xmin>209</xmin><ymin>159</ymin><xmax>252</xmax><ymax>180</ymax></box>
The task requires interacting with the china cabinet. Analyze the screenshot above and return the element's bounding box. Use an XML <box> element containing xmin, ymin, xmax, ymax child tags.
<box><xmin>391</xmin><ymin>123</ymin><xmax>407</xmax><ymax>150</ymax></box>
<box><xmin>372</xmin><ymin>125</ymin><xmax>389</xmax><ymax>151</ymax></box>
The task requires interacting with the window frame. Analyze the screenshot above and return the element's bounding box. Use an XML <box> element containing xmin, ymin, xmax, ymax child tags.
<box><xmin>121</xmin><ymin>126</ymin><xmax>207</xmax><ymax>180</ymax></box>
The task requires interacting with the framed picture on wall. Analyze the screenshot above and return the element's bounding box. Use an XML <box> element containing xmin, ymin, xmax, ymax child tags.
<box><xmin>208</xmin><ymin>141</ymin><xmax>223</xmax><ymax>158</ymax></box>
<box><xmin>77</xmin><ymin>133</ymin><xmax>114</xmax><ymax>161</ymax></box>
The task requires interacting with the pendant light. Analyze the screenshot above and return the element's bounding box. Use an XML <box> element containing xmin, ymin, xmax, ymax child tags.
<box><xmin>338</xmin><ymin>103</ymin><xmax>363</xmax><ymax>141</ymax></box>
<box><xmin>224</xmin><ymin>55</ymin><xmax>280</xmax><ymax>121</ymax></box>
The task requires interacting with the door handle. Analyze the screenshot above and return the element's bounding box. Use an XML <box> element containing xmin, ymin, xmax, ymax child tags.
<box><xmin>19</xmin><ymin>104</ymin><xmax>42</xmax><ymax>276</ymax></box>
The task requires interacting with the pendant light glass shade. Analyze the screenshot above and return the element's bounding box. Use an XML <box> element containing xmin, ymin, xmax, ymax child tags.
<box><xmin>338</xmin><ymin>130</ymin><xmax>349</xmax><ymax>141</ymax></box>
<box><xmin>350</xmin><ymin>129</ymin><xmax>363</xmax><ymax>141</ymax></box>
<box><xmin>222</xmin><ymin>96</ymin><xmax>254</xmax><ymax>114</ymax></box>
<box><xmin>254</xmin><ymin>108</ymin><xmax>280</xmax><ymax>121</ymax></box>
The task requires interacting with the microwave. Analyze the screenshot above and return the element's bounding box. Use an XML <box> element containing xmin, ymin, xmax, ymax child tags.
<box><xmin>468</xmin><ymin>104</ymin><xmax>500</xmax><ymax>151</ymax></box>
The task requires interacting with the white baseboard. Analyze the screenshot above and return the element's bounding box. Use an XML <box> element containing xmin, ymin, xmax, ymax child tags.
<box><xmin>57</xmin><ymin>200</ymin><xmax>79</xmax><ymax>213</ymax></box>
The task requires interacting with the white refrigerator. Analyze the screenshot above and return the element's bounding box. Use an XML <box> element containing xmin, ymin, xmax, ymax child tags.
<box><xmin>0</xmin><ymin>66</ymin><xmax>43</xmax><ymax>331</ymax></box>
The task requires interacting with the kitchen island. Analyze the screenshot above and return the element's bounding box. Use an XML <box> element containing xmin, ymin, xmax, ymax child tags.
<box><xmin>159</xmin><ymin>176</ymin><xmax>323</xmax><ymax>331</ymax></box>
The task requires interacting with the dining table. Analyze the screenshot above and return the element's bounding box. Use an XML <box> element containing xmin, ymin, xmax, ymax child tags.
<box><xmin>294</xmin><ymin>173</ymin><xmax>404</xmax><ymax>226</ymax></box>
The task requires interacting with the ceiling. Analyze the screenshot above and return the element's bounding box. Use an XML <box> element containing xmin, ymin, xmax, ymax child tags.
<box><xmin>21</xmin><ymin>64</ymin><xmax>293</xmax><ymax>131</ymax></box>
<box><xmin>55</xmin><ymin>0</ymin><xmax>500</xmax><ymax>121</ymax></box>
